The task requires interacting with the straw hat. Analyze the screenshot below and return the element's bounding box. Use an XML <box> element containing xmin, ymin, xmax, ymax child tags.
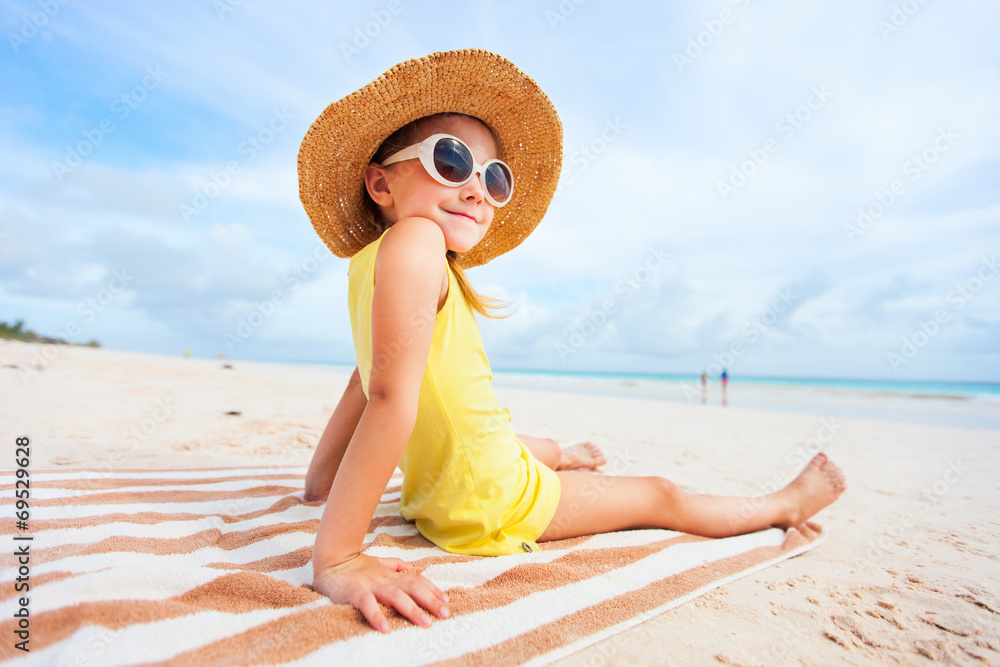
<box><xmin>298</xmin><ymin>49</ymin><xmax>563</xmax><ymax>269</ymax></box>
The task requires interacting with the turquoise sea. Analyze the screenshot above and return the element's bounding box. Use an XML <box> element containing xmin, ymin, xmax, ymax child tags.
<box><xmin>490</xmin><ymin>369</ymin><xmax>1000</xmax><ymax>400</ymax></box>
<box><xmin>288</xmin><ymin>360</ymin><xmax>1000</xmax><ymax>430</ymax></box>
<box><xmin>485</xmin><ymin>369</ymin><xmax>1000</xmax><ymax>430</ymax></box>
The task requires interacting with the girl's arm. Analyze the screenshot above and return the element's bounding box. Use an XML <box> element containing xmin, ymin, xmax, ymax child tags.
<box><xmin>311</xmin><ymin>218</ymin><xmax>450</xmax><ymax>632</ymax></box>
<box><xmin>304</xmin><ymin>366</ymin><xmax>366</xmax><ymax>501</ymax></box>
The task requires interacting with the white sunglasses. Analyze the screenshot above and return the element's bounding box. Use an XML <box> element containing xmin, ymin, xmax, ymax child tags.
<box><xmin>380</xmin><ymin>133</ymin><xmax>514</xmax><ymax>207</ymax></box>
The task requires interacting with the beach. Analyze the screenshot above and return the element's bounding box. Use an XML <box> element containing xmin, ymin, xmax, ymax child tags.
<box><xmin>3</xmin><ymin>339</ymin><xmax>999</xmax><ymax>665</ymax></box>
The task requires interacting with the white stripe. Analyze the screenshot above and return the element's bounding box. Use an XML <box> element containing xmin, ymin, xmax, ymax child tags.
<box><xmin>38</xmin><ymin>599</ymin><xmax>329</xmax><ymax>667</ymax></box>
<box><xmin>26</xmin><ymin>493</ymin><xmax>304</xmax><ymax>520</ymax></box>
<box><xmin>0</xmin><ymin>467</ymin><xmax>403</xmax><ymax>486</ymax></box>
<box><xmin>30</xmin><ymin>504</ymin><xmax>323</xmax><ymax>542</ymax></box>
<box><xmin>9</xmin><ymin>478</ymin><xmax>305</xmax><ymax>501</ymax></box>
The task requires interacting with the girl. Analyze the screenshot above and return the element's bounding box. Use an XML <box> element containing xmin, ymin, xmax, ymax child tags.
<box><xmin>297</xmin><ymin>50</ymin><xmax>845</xmax><ymax>634</ymax></box>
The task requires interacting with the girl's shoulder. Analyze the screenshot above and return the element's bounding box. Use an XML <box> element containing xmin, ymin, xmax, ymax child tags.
<box><xmin>374</xmin><ymin>218</ymin><xmax>447</xmax><ymax>277</ymax></box>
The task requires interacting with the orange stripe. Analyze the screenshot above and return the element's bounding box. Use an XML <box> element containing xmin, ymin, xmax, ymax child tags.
<box><xmin>137</xmin><ymin>606</ymin><xmax>370</xmax><ymax>667</ymax></box>
<box><xmin>21</xmin><ymin>521</ymin><xmax>320</xmax><ymax>567</ymax></box>
<box><xmin>1</xmin><ymin>496</ymin><xmax>319</xmax><ymax>534</ymax></box>
<box><xmin>2</xmin><ymin>485</ymin><xmax>302</xmax><ymax>507</ymax></box>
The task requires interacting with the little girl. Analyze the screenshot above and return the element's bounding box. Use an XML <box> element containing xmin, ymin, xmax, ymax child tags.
<box><xmin>297</xmin><ymin>50</ymin><xmax>845</xmax><ymax>634</ymax></box>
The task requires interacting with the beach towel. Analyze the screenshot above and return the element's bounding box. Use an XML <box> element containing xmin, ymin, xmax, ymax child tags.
<box><xmin>1</xmin><ymin>467</ymin><xmax>826</xmax><ymax>666</ymax></box>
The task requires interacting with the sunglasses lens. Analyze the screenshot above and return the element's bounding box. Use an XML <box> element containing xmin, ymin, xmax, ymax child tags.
<box><xmin>484</xmin><ymin>162</ymin><xmax>513</xmax><ymax>204</ymax></box>
<box><xmin>432</xmin><ymin>138</ymin><xmax>473</xmax><ymax>183</ymax></box>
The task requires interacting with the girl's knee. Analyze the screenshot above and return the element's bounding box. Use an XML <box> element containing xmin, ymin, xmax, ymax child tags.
<box><xmin>543</xmin><ymin>438</ymin><xmax>561</xmax><ymax>467</ymax></box>
<box><xmin>647</xmin><ymin>476</ymin><xmax>685</xmax><ymax>511</ymax></box>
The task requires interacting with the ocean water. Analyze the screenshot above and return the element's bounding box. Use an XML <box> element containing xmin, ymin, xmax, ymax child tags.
<box><xmin>277</xmin><ymin>359</ymin><xmax>1000</xmax><ymax>430</ymax></box>
<box><xmin>487</xmin><ymin>369</ymin><xmax>1000</xmax><ymax>430</ymax></box>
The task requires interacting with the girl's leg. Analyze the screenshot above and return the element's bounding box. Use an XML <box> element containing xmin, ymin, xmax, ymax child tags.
<box><xmin>538</xmin><ymin>453</ymin><xmax>845</xmax><ymax>542</ymax></box>
<box><xmin>517</xmin><ymin>434</ymin><xmax>607</xmax><ymax>471</ymax></box>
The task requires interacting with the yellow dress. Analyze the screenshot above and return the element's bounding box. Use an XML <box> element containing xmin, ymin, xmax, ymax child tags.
<box><xmin>347</xmin><ymin>228</ymin><xmax>561</xmax><ymax>555</ymax></box>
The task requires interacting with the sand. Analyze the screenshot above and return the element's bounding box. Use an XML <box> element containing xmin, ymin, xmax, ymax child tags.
<box><xmin>2</xmin><ymin>338</ymin><xmax>998</xmax><ymax>665</ymax></box>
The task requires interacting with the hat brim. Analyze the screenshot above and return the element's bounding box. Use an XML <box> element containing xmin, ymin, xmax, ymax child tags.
<box><xmin>298</xmin><ymin>49</ymin><xmax>563</xmax><ymax>269</ymax></box>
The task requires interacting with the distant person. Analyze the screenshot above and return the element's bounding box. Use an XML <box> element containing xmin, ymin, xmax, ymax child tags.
<box><xmin>721</xmin><ymin>368</ymin><xmax>729</xmax><ymax>406</ymax></box>
<box><xmin>297</xmin><ymin>50</ymin><xmax>846</xmax><ymax>633</ymax></box>
<box><xmin>700</xmin><ymin>371</ymin><xmax>707</xmax><ymax>404</ymax></box>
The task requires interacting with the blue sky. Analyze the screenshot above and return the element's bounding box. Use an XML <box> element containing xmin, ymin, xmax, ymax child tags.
<box><xmin>1</xmin><ymin>1</ymin><xmax>998</xmax><ymax>382</ymax></box>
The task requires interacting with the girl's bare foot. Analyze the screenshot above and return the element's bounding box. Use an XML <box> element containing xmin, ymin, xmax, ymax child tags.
<box><xmin>774</xmin><ymin>453</ymin><xmax>846</xmax><ymax>529</ymax></box>
<box><xmin>557</xmin><ymin>442</ymin><xmax>607</xmax><ymax>471</ymax></box>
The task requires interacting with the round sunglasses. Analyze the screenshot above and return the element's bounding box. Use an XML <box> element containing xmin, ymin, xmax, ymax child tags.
<box><xmin>380</xmin><ymin>133</ymin><xmax>514</xmax><ymax>207</ymax></box>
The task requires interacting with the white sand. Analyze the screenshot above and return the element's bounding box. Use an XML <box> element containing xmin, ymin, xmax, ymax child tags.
<box><xmin>2</xmin><ymin>339</ymin><xmax>998</xmax><ymax>664</ymax></box>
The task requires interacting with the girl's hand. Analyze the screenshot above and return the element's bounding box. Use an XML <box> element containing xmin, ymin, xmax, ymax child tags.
<box><xmin>313</xmin><ymin>553</ymin><xmax>450</xmax><ymax>633</ymax></box>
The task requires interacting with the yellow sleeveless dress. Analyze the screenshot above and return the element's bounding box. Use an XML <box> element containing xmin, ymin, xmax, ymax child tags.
<box><xmin>347</xmin><ymin>228</ymin><xmax>561</xmax><ymax>556</ymax></box>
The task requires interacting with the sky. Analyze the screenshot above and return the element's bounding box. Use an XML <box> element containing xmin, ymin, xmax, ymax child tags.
<box><xmin>1</xmin><ymin>1</ymin><xmax>998</xmax><ymax>382</ymax></box>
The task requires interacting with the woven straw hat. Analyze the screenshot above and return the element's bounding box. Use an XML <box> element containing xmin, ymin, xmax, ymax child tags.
<box><xmin>298</xmin><ymin>49</ymin><xmax>563</xmax><ymax>269</ymax></box>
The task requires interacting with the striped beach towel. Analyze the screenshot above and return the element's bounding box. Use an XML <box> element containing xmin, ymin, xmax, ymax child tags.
<box><xmin>1</xmin><ymin>467</ymin><xmax>826</xmax><ymax>666</ymax></box>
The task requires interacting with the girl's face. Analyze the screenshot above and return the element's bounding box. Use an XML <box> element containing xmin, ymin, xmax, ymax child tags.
<box><xmin>366</xmin><ymin>114</ymin><xmax>499</xmax><ymax>255</ymax></box>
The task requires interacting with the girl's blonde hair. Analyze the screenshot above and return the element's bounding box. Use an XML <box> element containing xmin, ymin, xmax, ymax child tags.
<box><xmin>365</xmin><ymin>113</ymin><xmax>514</xmax><ymax>319</ymax></box>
